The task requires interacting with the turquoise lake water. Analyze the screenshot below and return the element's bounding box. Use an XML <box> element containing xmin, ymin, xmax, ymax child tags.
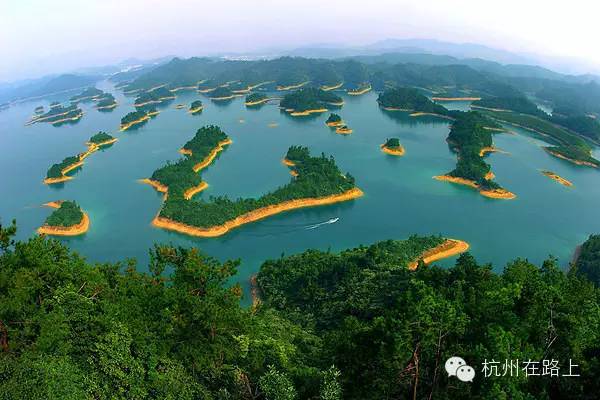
<box><xmin>2</xmin><ymin>84</ymin><xmax>598</xmax><ymax>302</ymax></box>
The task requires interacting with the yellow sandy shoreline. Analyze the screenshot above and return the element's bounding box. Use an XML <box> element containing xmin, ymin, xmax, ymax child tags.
<box><xmin>381</xmin><ymin>144</ymin><xmax>405</xmax><ymax>156</ymax></box>
<box><xmin>432</xmin><ymin>97</ymin><xmax>481</xmax><ymax>101</ymax></box>
<box><xmin>434</xmin><ymin>175</ymin><xmax>516</xmax><ymax>199</ymax></box>
<box><xmin>326</xmin><ymin>120</ymin><xmax>344</xmax><ymax>127</ymax></box>
<box><xmin>189</xmin><ymin>106</ymin><xmax>204</xmax><ymax>114</ymax></box>
<box><xmin>407</xmin><ymin>239</ymin><xmax>470</xmax><ymax>270</ymax></box>
<box><xmin>282</xmin><ymin>158</ymin><xmax>295</xmax><ymax>167</ymax></box>
<box><xmin>335</xmin><ymin>126</ymin><xmax>353</xmax><ymax>134</ymax></box>
<box><xmin>541</xmin><ymin>170</ymin><xmax>573</xmax><ymax>187</ymax></box>
<box><xmin>97</xmin><ymin>102</ymin><xmax>117</xmax><ymax>110</ymax></box>
<box><xmin>37</xmin><ymin>202</ymin><xmax>90</xmax><ymax>236</ymax></box>
<box><xmin>152</xmin><ymin>187</ymin><xmax>364</xmax><ymax>237</ymax></box>
<box><xmin>184</xmin><ymin>182</ymin><xmax>209</xmax><ymax>200</ymax></box>
<box><xmin>288</xmin><ymin>108</ymin><xmax>328</xmax><ymax>116</ymax></box>
<box><xmin>179</xmin><ymin>138</ymin><xmax>232</xmax><ymax>172</ymax></box>
<box><xmin>410</xmin><ymin>112</ymin><xmax>455</xmax><ymax>120</ymax></box>
<box><xmin>321</xmin><ymin>82</ymin><xmax>343</xmax><ymax>91</ymax></box>
<box><xmin>245</xmin><ymin>98</ymin><xmax>270</xmax><ymax>106</ymax></box>
<box><xmin>277</xmin><ymin>81</ymin><xmax>309</xmax><ymax>91</ymax></box>
<box><xmin>120</xmin><ymin>115</ymin><xmax>150</xmax><ymax>131</ymax></box>
<box><xmin>348</xmin><ymin>85</ymin><xmax>372</xmax><ymax>96</ymax></box>
<box><xmin>544</xmin><ymin>148</ymin><xmax>598</xmax><ymax>168</ymax></box>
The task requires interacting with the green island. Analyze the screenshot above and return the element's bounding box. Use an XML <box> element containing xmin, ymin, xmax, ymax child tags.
<box><xmin>95</xmin><ymin>93</ymin><xmax>117</xmax><ymax>111</ymax></box>
<box><xmin>34</xmin><ymin>105</ymin><xmax>44</xmax><ymax>114</ymax></box>
<box><xmin>49</xmin><ymin>101</ymin><xmax>60</xmax><ymax>109</ymax></box>
<box><xmin>188</xmin><ymin>99</ymin><xmax>203</xmax><ymax>114</ymax></box>
<box><xmin>377</xmin><ymin>87</ymin><xmax>451</xmax><ymax>118</ymax></box>
<box><xmin>347</xmin><ymin>82</ymin><xmax>372</xmax><ymax>95</ymax></box>
<box><xmin>44</xmin><ymin>132</ymin><xmax>117</xmax><ymax>184</ymax></box>
<box><xmin>133</xmin><ymin>86</ymin><xmax>175</xmax><ymax>107</ymax></box>
<box><xmin>2</xmin><ymin>219</ymin><xmax>599</xmax><ymax>398</ymax></box>
<box><xmin>120</xmin><ymin>110</ymin><xmax>150</xmax><ymax>131</ymax></box>
<box><xmin>69</xmin><ymin>87</ymin><xmax>104</xmax><ymax>103</ymax></box>
<box><xmin>208</xmin><ymin>86</ymin><xmax>237</xmax><ymax>101</ymax></box>
<box><xmin>280</xmin><ymin>87</ymin><xmax>343</xmax><ymax>116</ymax></box>
<box><xmin>28</xmin><ymin>104</ymin><xmax>83</xmax><ymax>126</ymax></box>
<box><xmin>147</xmin><ymin>133</ymin><xmax>362</xmax><ymax>236</ymax></box>
<box><xmin>435</xmin><ymin>111</ymin><xmax>516</xmax><ymax>199</ymax></box>
<box><xmin>197</xmin><ymin>79</ymin><xmax>221</xmax><ymax>93</ymax></box>
<box><xmin>381</xmin><ymin>137</ymin><xmax>405</xmax><ymax>156</ymax></box>
<box><xmin>36</xmin><ymin>200</ymin><xmax>89</xmax><ymax>235</ymax></box>
<box><xmin>325</xmin><ymin>112</ymin><xmax>343</xmax><ymax>126</ymax></box>
<box><xmin>245</xmin><ymin>92</ymin><xmax>269</xmax><ymax>106</ymax></box>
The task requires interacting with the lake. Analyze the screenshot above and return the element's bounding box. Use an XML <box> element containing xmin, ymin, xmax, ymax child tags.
<box><xmin>1</xmin><ymin>84</ymin><xmax>598</xmax><ymax>302</ymax></box>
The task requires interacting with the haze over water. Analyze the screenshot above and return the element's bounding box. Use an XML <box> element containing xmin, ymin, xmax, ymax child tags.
<box><xmin>2</xmin><ymin>84</ymin><xmax>597</xmax><ymax>301</ymax></box>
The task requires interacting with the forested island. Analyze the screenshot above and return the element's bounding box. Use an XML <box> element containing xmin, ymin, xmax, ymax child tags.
<box><xmin>377</xmin><ymin>87</ymin><xmax>451</xmax><ymax>118</ymax></box>
<box><xmin>435</xmin><ymin>111</ymin><xmax>516</xmax><ymax>199</ymax></box>
<box><xmin>27</xmin><ymin>104</ymin><xmax>83</xmax><ymax>126</ymax></box>
<box><xmin>245</xmin><ymin>92</ymin><xmax>269</xmax><ymax>106</ymax></box>
<box><xmin>69</xmin><ymin>87</ymin><xmax>104</xmax><ymax>103</ymax></box>
<box><xmin>325</xmin><ymin>113</ymin><xmax>343</xmax><ymax>126</ymax></box>
<box><xmin>36</xmin><ymin>200</ymin><xmax>89</xmax><ymax>236</ymax></box>
<box><xmin>381</xmin><ymin>137</ymin><xmax>405</xmax><ymax>156</ymax></box>
<box><xmin>541</xmin><ymin>170</ymin><xmax>573</xmax><ymax>186</ymax></box>
<box><xmin>1</xmin><ymin>219</ymin><xmax>599</xmax><ymax>399</ymax></box>
<box><xmin>44</xmin><ymin>132</ymin><xmax>117</xmax><ymax>184</ymax></box>
<box><xmin>147</xmin><ymin>135</ymin><xmax>362</xmax><ymax>236</ymax></box>
<box><xmin>95</xmin><ymin>93</ymin><xmax>117</xmax><ymax>111</ymax></box>
<box><xmin>120</xmin><ymin>110</ymin><xmax>150</xmax><ymax>131</ymax></box>
<box><xmin>133</xmin><ymin>87</ymin><xmax>175</xmax><ymax>107</ymax></box>
<box><xmin>208</xmin><ymin>86</ymin><xmax>237</xmax><ymax>101</ymax></box>
<box><xmin>335</xmin><ymin>125</ymin><xmax>352</xmax><ymax>135</ymax></box>
<box><xmin>34</xmin><ymin>105</ymin><xmax>44</xmax><ymax>114</ymax></box>
<box><xmin>347</xmin><ymin>83</ymin><xmax>372</xmax><ymax>95</ymax></box>
<box><xmin>280</xmin><ymin>87</ymin><xmax>343</xmax><ymax>116</ymax></box>
<box><xmin>189</xmin><ymin>100</ymin><xmax>203</xmax><ymax>114</ymax></box>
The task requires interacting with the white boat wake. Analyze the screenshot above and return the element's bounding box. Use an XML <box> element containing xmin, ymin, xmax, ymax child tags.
<box><xmin>305</xmin><ymin>217</ymin><xmax>339</xmax><ymax>230</ymax></box>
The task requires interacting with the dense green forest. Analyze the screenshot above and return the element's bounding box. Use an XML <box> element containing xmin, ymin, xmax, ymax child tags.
<box><xmin>32</xmin><ymin>104</ymin><xmax>82</xmax><ymax>125</ymax></box>
<box><xmin>69</xmin><ymin>87</ymin><xmax>104</xmax><ymax>103</ymax></box>
<box><xmin>189</xmin><ymin>100</ymin><xmax>203</xmax><ymax>112</ymax></box>
<box><xmin>121</xmin><ymin>110</ymin><xmax>148</xmax><ymax>126</ymax></box>
<box><xmin>445</xmin><ymin>112</ymin><xmax>503</xmax><ymax>189</ymax></box>
<box><xmin>158</xmin><ymin>145</ymin><xmax>357</xmax><ymax>228</ymax></box>
<box><xmin>326</xmin><ymin>113</ymin><xmax>341</xmax><ymax>124</ymax></box>
<box><xmin>209</xmin><ymin>86</ymin><xmax>234</xmax><ymax>99</ymax></box>
<box><xmin>43</xmin><ymin>201</ymin><xmax>84</xmax><ymax>227</ymax></box>
<box><xmin>1</xmin><ymin>222</ymin><xmax>598</xmax><ymax>399</ymax></box>
<box><xmin>88</xmin><ymin>131</ymin><xmax>114</xmax><ymax>145</ymax></box>
<box><xmin>575</xmin><ymin>234</ymin><xmax>600</xmax><ymax>286</ymax></box>
<box><xmin>280</xmin><ymin>88</ymin><xmax>342</xmax><ymax>112</ymax></box>
<box><xmin>46</xmin><ymin>156</ymin><xmax>80</xmax><ymax>179</ymax></box>
<box><xmin>246</xmin><ymin>93</ymin><xmax>268</xmax><ymax>104</ymax></box>
<box><xmin>150</xmin><ymin>125</ymin><xmax>229</xmax><ymax>196</ymax></box>
<box><xmin>384</xmin><ymin>137</ymin><xmax>401</xmax><ymax>148</ymax></box>
<box><xmin>377</xmin><ymin>87</ymin><xmax>449</xmax><ymax>115</ymax></box>
<box><xmin>549</xmin><ymin>114</ymin><xmax>600</xmax><ymax>142</ymax></box>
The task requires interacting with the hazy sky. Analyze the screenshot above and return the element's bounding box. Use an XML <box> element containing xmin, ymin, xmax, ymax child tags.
<box><xmin>3</xmin><ymin>0</ymin><xmax>600</xmax><ymax>81</ymax></box>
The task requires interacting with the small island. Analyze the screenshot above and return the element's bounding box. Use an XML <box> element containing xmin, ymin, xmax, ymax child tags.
<box><xmin>543</xmin><ymin>145</ymin><xmax>600</xmax><ymax>168</ymax></box>
<box><xmin>209</xmin><ymin>87</ymin><xmax>238</xmax><ymax>101</ymax></box>
<box><xmin>321</xmin><ymin>82</ymin><xmax>343</xmax><ymax>91</ymax></box>
<box><xmin>34</xmin><ymin>105</ymin><xmax>44</xmax><ymax>114</ymax></box>
<box><xmin>434</xmin><ymin>111</ymin><xmax>516</xmax><ymax>199</ymax></box>
<box><xmin>280</xmin><ymin>87</ymin><xmax>343</xmax><ymax>116</ymax></box>
<box><xmin>134</xmin><ymin>87</ymin><xmax>176</xmax><ymax>107</ymax></box>
<box><xmin>175</xmin><ymin>104</ymin><xmax>185</xmax><ymax>109</ymax></box>
<box><xmin>147</xmin><ymin>135</ymin><xmax>362</xmax><ymax>237</ymax></box>
<box><xmin>70</xmin><ymin>87</ymin><xmax>104</xmax><ymax>103</ymax></box>
<box><xmin>44</xmin><ymin>132</ymin><xmax>117</xmax><ymax>184</ymax></box>
<box><xmin>377</xmin><ymin>87</ymin><xmax>452</xmax><ymax>119</ymax></box>
<box><xmin>120</xmin><ymin>110</ymin><xmax>150</xmax><ymax>131</ymax></box>
<box><xmin>335</xmin><ymin>125</ymin><xmax>353</xmax><ymax>135</ymax></box>
<box><xmin>189</xmin><ymin>100</ymin><xmax>203</xmax><ymax>114</ymax></box>
<box><xmin>541</xmin><ymin>170</ymin><xmax>573</xmax><ymax>187</ymax></box>
<box><xmin>245</xmin><ymin>93</ymin><xmax>269</xmax><ymax>106</ymax></box>
<box><xmin>37</xmin><ymin>201</ymin><xmax>89</xmax><ymax>236</ymax></box>
<box><xmin>28</xmin><ymin>104</ymin><xmax>83</xmax><ymax>126</ymax></box>
<box><xmin>95</xmin><ymin>93</ymin><xmax>117</xmax><ymax>111</ymax></box>
<box><xmin>325</xmin><ymin>113</ymin><xmax>343</xmax><ymax>127</ymax></box>
<box><xmin>381</xmin><ymin>138</ymin><xmax>405</xmax><ymax>156</ymax></box>
<box><xmin>347</xmin><ymin>83</ymin><xmax>372</xmax><ymax>96</ymax></box>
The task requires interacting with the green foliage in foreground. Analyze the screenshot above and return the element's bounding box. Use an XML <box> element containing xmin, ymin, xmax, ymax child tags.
<box><xmin>445</xmin><ymin>111</ymin><xmax>501</xmax><ymax>189</ymax></box>
<box><xmin>1</xmin><ymin>222</ymin><xmax>599</xmax><ymax>399</ymax></box>
<box><xmin>159</xmin><ymin>145</ymin><xmax>356</xmax><ymax>228</ymax></box>
<box><xmin>575</xmin><ymin>234</ymin><xmax>600</xmax><ymax>286</ymax></box>
<box><xmin>46</xmin><ymin>155</ymin><xmax>80</xmax><ymax>179</ymax></box>
<box><xmin>151</xmin><ymin>125</ymin><xmax>228</xmax><ymax>196</ymax></box>
<box><xmin>44</xmin><ymin>201</ymin><xmax>83</xmax><ymax>227</ymax></box>
<box><xmin>377</xmin><ymin>87</ymin><xmax>449</xmax><ymax>115</ymax></box>
<box><xmin>279</xmin><ymin>88</ymin><xmax>342</xmax><ymax>112</ymax></box>
<box><xmin>88</xmin><ymin>131</ymin><xmax>114</xmax><ymax>145</ymax></box>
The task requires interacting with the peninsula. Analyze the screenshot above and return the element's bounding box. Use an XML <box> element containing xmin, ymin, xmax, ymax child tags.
<box><xmin>37</xmin><ymin>201</ymin><xmax>89</xmax><ymax>236</ymax></box>
<box><xmin>150</xmin><ymin>142</ymin><xmax>362</xmax><ymax>237</ymax></box>
<box><xmin>407</xmin><ymin>239</ymin><xmax>470</xmax><ymax>270</ymax></box>
<box><xmin>27</xmin><ymin>104</ymin><xmax>83</xmax><ymax>126</ymax></box>
<box><xmin>381</xmin><ymin>138</ymin><xmax>405</xmax><ymax>156</ymax></box>
<box><xmin>347</xmin><ymin>83</ymin><xmax>372</xmax><ymax>96</ymax></box>
<box><xmin>189</xmin><ymin>100</ymin><xmax>203</xmax><ymax>114</ymax></box>
<box><xmin>280</xmin><ymin>87</ymin><xmax>343</xmax><ymax>116</ymax></box>
<box><xmin>435</xmin><ymin>111</ymin><xmax>516</xmax><ymax>199</ymax></box>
